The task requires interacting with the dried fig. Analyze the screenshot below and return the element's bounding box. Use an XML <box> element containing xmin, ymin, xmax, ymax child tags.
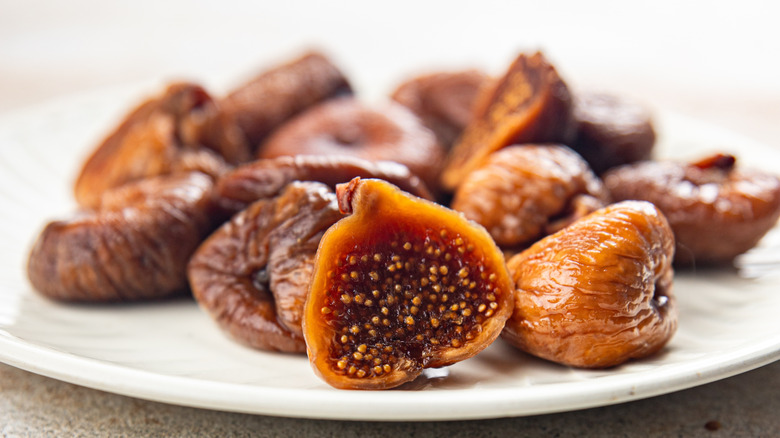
<box><xmin>503</xmin><ymin>201</ymin><xmax>677</xmax><ymax>368</ymax></box>
<box><xmin>188</xmin><ymin>182</ymin><xmax>343</xmax><ymax>352</ymax></box>
<box><xmin>214</xmin><ymin>154</ymin><xmax>433</xmax><ymax>216</ymax></box>
<box><xmin>570</xmin><ymin>92</ymin><xmax>656</xmax><ymax>174</ymax></box>
<box><xmin>74</xmin><ymin>82</ymin><xmax>234</xmax><ymax>209</ymax></box>
<box><xmin>440</xmin><ymin>52</ymin><xmax>576</xmax><ymax>191</ymax></box>
<box><xmin>390</xmin><ymin>69</ymin><xmax>491</xmax><ymax>150</ymax></box>
<box><xmin>257</xmin><ymin>97</ymin><xmax>446</xmax><ymax>194</ymax></box>
<box><xmin>303</xmin><ymin>178</ymin><xmax>514</xmax><ymax>389</ymax></box>
<box><xmin>28</xmin><ymin>172</ymin><xmax>216</xmax><ymax>302</ymax></box>
<box><xmin>451</xmin><ymin>144</ymin><xmax>609</xmax><ymax>248</ymax></box>
<box><xmin>215</xmin><ymin>51</ymin><xmax>352</xmax><ymax>150</ymax></box>
<box><xmin>603</xmin><ymin>153</ymin><xmax>780</xmax><ymax>265</ymax></box>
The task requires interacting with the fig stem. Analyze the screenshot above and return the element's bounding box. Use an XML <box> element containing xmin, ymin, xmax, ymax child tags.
<box><xmin>336</xmin><ymin>177</ymin><xmax>361</xmax><ymax>214</ymax></box>
<box><xmin>691</xmin><ymin>153</ymin><xmax>736</xmax><ymax>171</ymax></box>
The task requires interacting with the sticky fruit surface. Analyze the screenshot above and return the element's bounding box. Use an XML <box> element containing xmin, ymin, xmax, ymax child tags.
<box><xmin>503</xmin><ymin>200</ymin><xmax>677</xmax><ymax>368</ymax></box>
<box><xmin>303</xmin><ymin>178</ymin><xmax>513</xmax><ymax>389</ymax></box>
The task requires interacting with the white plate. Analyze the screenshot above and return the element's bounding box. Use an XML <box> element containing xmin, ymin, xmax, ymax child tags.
<box><xmin>1</xmin><ymin>87</ymin><xmax>779</xmax><ymax>421</ymax></box>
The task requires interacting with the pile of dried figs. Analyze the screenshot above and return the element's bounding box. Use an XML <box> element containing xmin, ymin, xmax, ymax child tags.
<box><xmin>26</xmin><ymin>50</ymin><xmax>780</xmax><ymax>390</ymax></box>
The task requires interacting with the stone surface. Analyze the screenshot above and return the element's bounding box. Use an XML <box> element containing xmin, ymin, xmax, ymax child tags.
<box><xmin>1</xmin><ymin>360</ymin><xmax>778</xmax><ymax>437</ymax></box>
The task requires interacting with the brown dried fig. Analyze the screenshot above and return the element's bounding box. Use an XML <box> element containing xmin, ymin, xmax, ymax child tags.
<box><xmin>603</xmin><ymin>153</ymin><xmax>780</xmax><ymax>265</ymax></box>
<box><xmin>214</xmin><ymin>154</ymin><xmax>433</xmax><ymax>216</ymax></box>
<box><xmin>188</xmin><ymin>181</ymin><xmax>343</xmax><ymax>352</ymax></box>
<box><xmin>503</xmin><ymin>200</ymin><xmax>677</xmax><ymax>368</ymax></box>
<box><xmin>214</xmin><ymin>51</ymin><xmax>352</xmax><ymax>151</ymax></box>
<box><xmin>571</xmin><ymin>92</ymin><xmax>656</xmax><ymax>174</ymax></box>
<box><xmin>28</xmin><ymin>172</ymin><xmax>216</xmax><ymax>302</ymax></box>
<box><xmin>451</xmin><ymin>144</ymin><xmax>609</xmax><ymax>248</ymax></box>
<box><xmin>303</xmin><ymin>178</ymin><xmax>513</xmax><ymax>389</ymax></box>
<box><xmin>390</xmin><ymin>69</ymin><xmax>491</xmax><ymax>150</ymax></box>
<box><xmin>74</xmin><ymin>82</ymin><xmax>234</xmax><ymax>209</ymax></box>
<box><xmin>440</xmin><ymin>52</ymin><xmax>576</xmax><ymax>191</ymax></box>
<box><xmin>257</xmin><ymin>97</ymin><xmax>446</xmax><ymax>194</ymax></box>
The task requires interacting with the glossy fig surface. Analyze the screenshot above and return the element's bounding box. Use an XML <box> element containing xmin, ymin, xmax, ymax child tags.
<box><xmin>451</xmin><ymin>144</ymin><xmax>609</xmax><ymax>248</ymax></box>
<box><xmin>571</xmin><ymin>92</ymin><xmax>656</xmax><ymax>174</ymax></box>
<box><xmin>188</xmin><ymin>181</ymin><xmax>343</xmax><ymax>352</ymax></box>
<box><xmin>503</xmin><ymin>201</ymin><xmax>677</xmax><ymax>368</ymax></box>
<box><xmin>74</xmin><ymin>82</ymin><xmax>233</xmax><ymax>209</ymax></box>
<box><xmin>257</xmin><ymin>97</ymin><xmax>446</xmax><ymax>194</ymax></box>
<box><xmin>303</xmin><ymin>178</ymin><xmax>513</xmax><ymax>389</ymax></box>
<box><xmin>391</xmin><ymin>69</ymin><xmax>491</xmax><ymax>150</ymax></box>
<box><xmin>28</xmin><ymin>172</ymin><xmax>216</xmax><ymax>302</ymax></box>
<box><xmin>604</xmin><ymin>154</ymin><xmax>780</xmax><ymax>265</ymax></box>
<box><xmin>214</xmin><ymin>154</ymin><xmax>433</xmax><ymax>216</ymax></box>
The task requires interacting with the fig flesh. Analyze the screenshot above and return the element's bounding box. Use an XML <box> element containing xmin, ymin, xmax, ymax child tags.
<box><xmin>503</xmin><ymin>201</ymin><xmax>677</xmax><ymax>368</ymax></box>
<box><xmin>28</xmin><ymin>172</ymin><xmax>216</xmax><ymax>302</ymax></box>
<box><xmin>188</xmin><ymin>182</ymin><xmax>343</xmax><ymax>352</ymax></box>
<box><xmin>440</xmin><ymin>52</ymin><xmax>575</xmax><ymax>191</ymax></box>
<box><xmin>303</xmin><ymin>178</ymin><xmax>513</xmax><ymax>389</ymax></box>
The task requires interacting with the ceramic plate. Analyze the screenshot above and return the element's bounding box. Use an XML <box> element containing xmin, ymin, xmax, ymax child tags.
<box><xmin>1</xmin><ymin>86</ymin><xmax>779</xmax><ymax>421</ymax></box>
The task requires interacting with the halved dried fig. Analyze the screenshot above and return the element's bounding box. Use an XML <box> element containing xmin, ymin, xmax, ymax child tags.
<box><xmin>390</xmin><ymin>69</ymin><xmax>491</xmax><ymax>150</ymax></box>
<box><xmin>74</xmin><ymin>82</ymin><xmax>234</xmax><ymax>209</ymax></box>
<box><xmin>215</xmin><ymin>51</ymin><xmax>352</xmax><ymax>150</ymax></box>
<box><xmin>451</xmin><ymin>144</ymin><xmax>609</xmax><ymax>248</ymax></box>
<box><xmin>440</xmin><ymin>52</ymin><xmax>575</xmax><ymax>191</ymax></box>
<box><xmin>214</xmin><ymin>154</ymin><xmax>433</xmax><ymax>216</ymax></box>
<box><xmin>503</xmin><ymin>201</ymin><xmax>677</xmax><ymax>368</ymax></box>
<box><xmin>604</xmin><ymin>153</ymin><xmax>780</xmax><ymax>265</ymax></box>
<box><xmin>28</xmin><ymin>172</ymin><xmax>216</xmax><ymax>302</ymax></box>
<box><xmin>570</xmin><ymin>91</ymin><xmax>656</xmax><ymax>174</ymax></box>
<box><xmin>188</xmin><ymin>181</ymin><xmax>343</xmax><ymax>352</ymax></box>
<box><xmin>303</xmin><ymin>178</ymin><xmax>513</xmax><ymax>389</ymax></box>
<box><xmin>257</xmin><ymin>97</ymin><xmax>446</xmax><ymax>194</ymax></box>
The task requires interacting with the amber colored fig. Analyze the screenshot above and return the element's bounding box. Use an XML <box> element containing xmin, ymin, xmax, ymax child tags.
<box><xmin>74</xmin><ymin>82</ymin><xmax>235</xmax><ymax>209</ymax></box>
<box><xmin>214</xmin><ymin>51</ymin><xmax>352</xmax><ymax>151</ymax></box>
<box><xmin>303</xmin><ymin>178</ymin><xmax>514</xmax><ymax>389</ymax></box>
<box><xmin>603</xmin><ymin>154</ymin><xmax>780</xmax><ymax>265</ymax></box>
<box><xmin>440</xmin><ymin>52</ymin><xmax>576</xmax><ymax>191</ymax></box>
<box><xmin>188</xmin><ymin>182</ymin><xmax>343</xmax><ymax>352</ymax></box>
<box><xmin>570</xmin><ymin>92</ymin><xmax>656</xmax><ymax>174</ymax></box>
<box><xmin>391</xmin><ymin>69</ymin><xmax>491</xmax><ymax>150</ymax></box>
<box><xmin>257</xmin><ymin>97</ymin><xmax>446</xmax><ymax>194</ymax></box>
<box><xmin>214</xmin><ymin>154</ymin><xmax>433</xmax><ymax>216</ymax></box>
<box><xmin>451</xmin><ymin>144</ymin><xmax>609</xmax><ymax>248</ymax></box>
<box><xmin>28</xmin><ymin>172</ymin><xmax>216</xmax><ymax>302</ymax></box>
<box><xmin>503</xmin><ymin>201</ymin><xmax>677</xmax><ymax>368</ymax></box>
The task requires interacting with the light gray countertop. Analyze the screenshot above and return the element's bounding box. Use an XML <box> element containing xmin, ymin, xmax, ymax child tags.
<box><xmin>2</xmin><ymin>360</ymin><xmax>778</xmax><ymax>437</ymax></box>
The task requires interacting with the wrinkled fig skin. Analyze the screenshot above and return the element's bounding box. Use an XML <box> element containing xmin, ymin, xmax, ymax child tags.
<box><xmin>571</xmin><ymin>92</ymin><xmax>657</xmax><ymax>174</ymax></box>
<box><xmin>604</xmin><ymin>155</ymin><xmax>780</xmax><ymax>265</ymax></box>
<box><xmin>451</xmin><ymin>144</ymin><xmax>610</xmax><ymax>248</ymax></box>
<box><xmin>28</xmin><ymin>172</ymin><xmax>217</xmax><ymax>302</ymax></box>
<box><xmin>74</xmin><ymin>82</ymin><xmax>234</xmax><ymax>209</ymax></box>
<box><xmin>188</xmin><ymin>182</ymin><xmax>343</xmax><ymax>352</ymax></box>
<box><xmin>391</xmin><ymin>69</ymin><xmax>491</xmax><ymax>150</ymax></box>
<box><xmin>303</xmin><ymin>178</ymin><xmax>514</xmax><ymax>390</ymax></box>
<box><xmin>214</xmin><ymin>154</ymin><xmax>434</xmax><ymax>216</ymax></box>
<box><xmin>503</xmin><ymin>201</ymin><xmax>677</xmax><ymax>368</ymax></box>
<box><xmin>257</xmin><ymin>97</ymin><xmax>447</xmax><ymax>195</ymax></box>
<box><xmin>441</xmin><ymin>52</ymin><xmax>576</xmax><ymax>191</ymax></box>
<box><xmin>217</xmin><ymin>51</ymin><xmax>352</xmax><ymax>151</ymax></box>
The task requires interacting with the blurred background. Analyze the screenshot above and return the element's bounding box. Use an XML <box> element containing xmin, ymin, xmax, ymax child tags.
<box><xmin>1</xmin><ymin>0</ymin><xmax>779</xmax><ymax>147</ymax></box>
